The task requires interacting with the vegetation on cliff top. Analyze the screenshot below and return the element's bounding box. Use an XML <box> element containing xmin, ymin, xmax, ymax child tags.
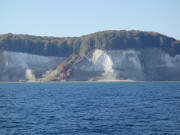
<box><xmin>0</xmin><ymin>30</ymin><xmax>180</xmax><ymax>57</ymax></box>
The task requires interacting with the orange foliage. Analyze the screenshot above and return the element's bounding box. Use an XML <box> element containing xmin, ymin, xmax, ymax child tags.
<box><xmin>60</xmin><ymin>72</ymin><xmax>66</xmax><ymax>79</ymax></box>
<box><xmin>56</xmin><ymin>62</ymin><xmax>66</xmax><ymax>72</ymax></box>
<box><xmin>66</xmin><ymin>68</ymin><xmax>72</xmax><ymax>77</ymax></box>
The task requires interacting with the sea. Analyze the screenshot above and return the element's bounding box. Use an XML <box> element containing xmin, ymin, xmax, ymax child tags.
<box><xmin>0</xmin><ymin>82</ymin><xmax>180</xmax><ymax>135</ymax></box>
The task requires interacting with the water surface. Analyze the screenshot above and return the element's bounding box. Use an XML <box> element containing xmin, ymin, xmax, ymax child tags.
<box><xmin>0</xmin><ymin>82</ymin><xmax>180</xmax><ymax>135</ymax></box>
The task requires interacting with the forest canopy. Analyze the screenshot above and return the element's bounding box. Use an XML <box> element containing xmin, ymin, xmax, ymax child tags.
<box><xmin>0</xmin><ymin>30</ymin><xmax>180</xmax><ymax>57</ymax></box>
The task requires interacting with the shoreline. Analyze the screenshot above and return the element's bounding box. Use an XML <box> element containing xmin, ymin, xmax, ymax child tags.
<box><xmin>1</xmin><ymin>80</ymin><xmax>180</xmax><ymax>84</ymax></box>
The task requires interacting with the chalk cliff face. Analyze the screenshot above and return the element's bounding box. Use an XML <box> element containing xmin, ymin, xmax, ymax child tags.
<box><xmin>0</xmin><ymin>51</ymin><xmax>64</xmax><ymax>81</ymax></box>
<box><xmin>1</xmin><ymin>48</ymin><xmax>180</xmax><ymax>82</ymax></box>
<box><xmin>0</xmin><ymin>30</ymin><xmax>180</xmax><ymax>82</ymax></box>
<box><xmin>71</xmin><ymin>49</ymin><xmax>180</xmax><ymax>81</ymax></box>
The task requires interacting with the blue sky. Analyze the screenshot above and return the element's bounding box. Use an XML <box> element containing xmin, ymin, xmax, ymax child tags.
<box><xmin>1</xmin><ymin>0</ymin><xmax>180</xmax><ymax>39</ymax></box>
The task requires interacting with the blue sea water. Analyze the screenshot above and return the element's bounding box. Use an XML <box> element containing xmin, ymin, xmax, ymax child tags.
<box><xmin>0</xmin><ymin>82</ymin><xmax>180</xmax><ymax>135</ymax></box>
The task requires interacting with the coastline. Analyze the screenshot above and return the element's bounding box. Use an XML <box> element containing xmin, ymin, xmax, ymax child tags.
<box><xmin>1</xmin><ymin>80</ymin><xmax>180</xmax><ymax>84</ymax></box>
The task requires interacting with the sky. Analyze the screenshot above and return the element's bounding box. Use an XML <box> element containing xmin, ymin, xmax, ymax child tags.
<box><xmin>0</xmin><ymin>0</ymin><xmax>180</xmax><ymax>39</ymax></box>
